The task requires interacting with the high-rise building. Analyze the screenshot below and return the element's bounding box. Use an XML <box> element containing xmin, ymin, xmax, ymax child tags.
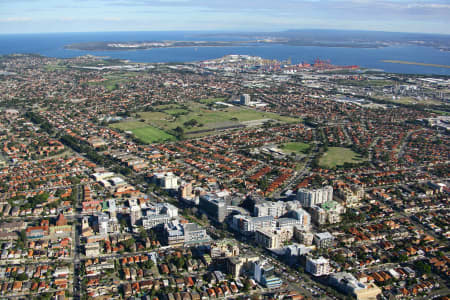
<box><xmin>108</xmin><ymin>199</ymin><xmax>117</xmax><ymax>219</ymax></box>
<box><xmin>254</xmin><ymin>201</ymin><xmax>285</xmax><ymax>218</ymax></box>
<box><xmin>336</xmin><ymin>185</ymin><xmax>364</xmax><ymax>208</ymax></box>
<box><xmin>297</xmin><ymin>186</ymin><xmax>333</xmax><ymax>207</ymax></box>
<box><xmin>129</xmin><ymin>198</ymin><xmax>142</xmax><ymax>226</ymax></box>
<box><xmin>240</xmin><ymin>94</ymin><xmax>251</xmax><ymax>106</ymax></box>
<box><xmin>305</xmin><ymin>256</ymin><xmax>331</xmax><ymax>276</ymax></box>
<box><xmin>152</xmin><ymin>172</ymin><xmax>179</xmax><ymax>190</ymax></box>
<box><xmin>310</xmin><ymin>201</ymin><xmax>345</xmax><ymax>225</ymax></box>
<box><xmin>199</xmin><ymin>194</ymin><xmax>228</xmax><ymax>222</ymax></box>
<box><xmin>290</xmin><ymin>208</ymin><xmax>311</xmax><ymax>230</ymax></box>
<box><xmin>179</xmin><ymin>181</ymin><xmax>194</xmax><ymax>201</ymax></box>
<box><xmin>314</xmin><ymin>232</ymin><xmax>334</xmax><ymax>248</ymax></box>
<box><xmin>231</xmin><ymin>215</ymin><xmax>275</xmax><ymax>235</ymax></box>
<box><xmin>97</xmin><ymin>213</ymin><xmax>109</xmax><ymax>236</ymax></box>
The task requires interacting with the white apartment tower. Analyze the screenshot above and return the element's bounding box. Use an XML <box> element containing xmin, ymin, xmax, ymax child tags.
<box><xmin>297</xmin><ymin>186</ymin><xmax>333</xmax><ymax>207</ymax></box>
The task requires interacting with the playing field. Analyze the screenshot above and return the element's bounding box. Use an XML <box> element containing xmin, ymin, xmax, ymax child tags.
<box><xmin>319</xmin><ymin>147</ymin><xmax>364</xmax><ymax>168</ymax></box>
<box><xmin>281</xmin><ymin>142</ymin><xmax>311</xmax><ymax>154</ymax></box>
<box><xmin>111</xmin><ymin>121</ymin><xmax>175</xmax><ymax>143</ymax></box>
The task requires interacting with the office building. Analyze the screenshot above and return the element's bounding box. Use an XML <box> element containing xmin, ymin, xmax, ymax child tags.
<box><xmin>184</xmin><ymin>223</ymin><xmax>211</xmax><ymax>245</ymax></box>
<box><xmin>108</xmin><ymin>199</ymin><xmax>117</xmax><ymax>218</ymax></box>
<box><xmin>253</xmin><ymin>260</ymin><xmax>282</xmax><ymax>289</ymax></box>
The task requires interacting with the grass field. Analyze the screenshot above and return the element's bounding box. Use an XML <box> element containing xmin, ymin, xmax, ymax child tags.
<box><xmin>336</xmin><ymin>79</ymin><xmax>393</xmax><ymax>87</ymax></box>
<box><xmin>111</xmin><ymin>121</ymin><xmax>175</xmax><ymax>143</ymax></box>
<box><xmin>44</xmin><ymin>64</ymin><xmax>68</xmax><ymax>71</ymax></box>
<box><xmin>88</xmin><ymin>73</ymin><xmax>138</xmax><ymax>91</ymax></box>
<box><xmin>319</xmin><ymin>147</ymin><xmax>364</xmax><ymax>168</ymax></box>
<box><xmin>281</xmin><ymin>142</ymin><xmax>311</xmax><ymax>154</ymax></box>
<box><xmin>429</xmin><ymin>109</ymin><xmax>450</xmax><ymax>116</ymax></box>
<box><xmin>111</xmin><ymin>101</ymin><xmax>300</xmax><ymax>142</ymax></box>
<box><xmin>137</xmin><ymin>101</ymin><xmax>299</xmax><ymax>135</ymax></box>
<box><xmin>378</xmin><ymin>96</ymin><xmax>443</xmax><ymax>106</ymax></box>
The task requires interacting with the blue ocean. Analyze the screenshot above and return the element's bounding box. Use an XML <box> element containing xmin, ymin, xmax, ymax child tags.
<box><xmin>0</xmin><ymin>31</ymin><xmax>449</xmax><ymax>75</ymax></box>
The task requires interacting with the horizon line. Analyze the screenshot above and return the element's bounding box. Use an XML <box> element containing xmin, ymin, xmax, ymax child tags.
<box><xmin>1</xmin><ymin>28</ymin><xmax>449</xmax><ymax>37</ymax></box>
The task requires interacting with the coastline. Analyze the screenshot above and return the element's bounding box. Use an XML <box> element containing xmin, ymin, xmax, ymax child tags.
<box><xmin>382</xmin><ymin>60</ymin><xmax>450</xmax><ymax>69</ymax></box>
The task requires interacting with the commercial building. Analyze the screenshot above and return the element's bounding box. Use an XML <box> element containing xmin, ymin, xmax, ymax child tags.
<box><xmin>85</xmin><ymin>242</ymin><xmax>101</xmax><ymax>257</ymax></box>
<box><xmin>142</xmin><ymin>203</ymin><xmax>178</xmax><ymax>229</ymax></box>
<box><xmin>163</xmin><ymin>220</ymin><xmax>211</xmax><ymax>246</ymax></box>
<box><xmin>253</xmin><ymin>260</ymin><xmax>282</xmax><ymax>289</ymax></box>
<box><xmin>328</xmin><ymin>272</ymin><xmax>382</xmax><ymax>300</ymax></box>
<box><xmin>297</xmin><ymin>186</ymin><xmax>333</xmax><ymax>207</ymax></box>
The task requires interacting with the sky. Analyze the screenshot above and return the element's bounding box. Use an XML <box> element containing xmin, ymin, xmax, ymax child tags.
<box><xmin>0</xmin><ymin>0</ymin><xmax>449</xmax><ymax>34</ymax></box>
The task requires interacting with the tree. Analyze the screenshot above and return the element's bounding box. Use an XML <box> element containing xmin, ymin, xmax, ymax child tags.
<box><xmin>139</xmin><ymin>227</ymin><xmax>148</xmax><ymax>240</ymax></box>
<box><xmin>173</xmin><ymin>126</ymin><xmax>184</xmax><ymax>139</ymax></box>
<box><xmin>243</xmin><ymin>279</ymin><xmax>251</xmax><ymax>292</ymax></box>
<box><xmin>16</xmin><ymin>273</ymin><xmax>28</xmax><ymax>281</ymax></box>
<box><xmin>415</xmin><ymin>261</ymin><xmax>431</xmax><ymax>274</ymax></box>
<box><xmin>397</xmin><ymin>254</ymin><xmax>408</xmax><ymax>263</ymax></box>
<box><xmin>123</xmin><ymin>238</ymin><xmax>135</xmax><ymax>250</ymax></box>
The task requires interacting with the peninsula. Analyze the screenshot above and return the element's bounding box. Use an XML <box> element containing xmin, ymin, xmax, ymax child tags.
<box><xmin>65</xmin><ymin>40</ymin><xmax>245</xmax><ymax>51</ymax></box>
